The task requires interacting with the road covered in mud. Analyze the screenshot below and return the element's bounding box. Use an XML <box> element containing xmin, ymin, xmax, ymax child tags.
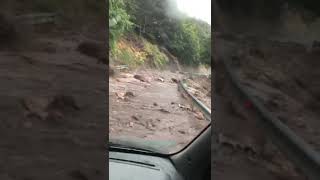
<box><xmin>212</xmin><ymin>32</ymin><xmax>320</xmax><ymax>180</ymax></box>
<box><xmin>0</xmin><ymin>33</ymin><xmax>107</xmax><ymax>179</ymax></box>
<box><xmin>109</xmin><ymin>69</ymin><xmax>210</xmax><ymax>153</ymax></box>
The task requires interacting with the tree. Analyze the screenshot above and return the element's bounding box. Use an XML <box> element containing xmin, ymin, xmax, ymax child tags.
<box><xmin>109</xmin><ymin>0</ymin><xmax>133</xmax><ymax>50</ymax></box>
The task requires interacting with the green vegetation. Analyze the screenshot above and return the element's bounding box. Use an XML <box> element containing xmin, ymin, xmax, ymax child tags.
<box><xmin>170</xmin><ymin>19</ymin><xmax>211</xmax><ymax>65</ymax></box>
<box><xmin>109</xmin><ymin>0</ymin><xmax>133</xmax><ymax>50</ymax></box>
<box><xmin>112</xmin><ymin>47</ymin><xmax>143</xmax><ymax>67</ymax></box>
<box><xmin>109</xmin><ymin>0</ymin><xmax>211</xmax><ymax>68</ymax></box>
<box><xmin>143</xmin><ymin>39</ymin><xmax>169</xmax><ymax>68</ymax></box>
<box><xmin>111</xmin><ymin>33</ymin><xmax>168</xmax><ymax>68</ymax></box>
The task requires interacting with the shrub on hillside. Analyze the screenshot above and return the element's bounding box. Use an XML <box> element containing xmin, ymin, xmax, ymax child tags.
<box><xmin>109</xmin><ymin>0</ymin><xmax>133</xmax><ymax>51</ymax></box>
<box><xmin>143</xmin><ymin>39</ymin><xmax>168</xmax><ymax>68</ymax></box>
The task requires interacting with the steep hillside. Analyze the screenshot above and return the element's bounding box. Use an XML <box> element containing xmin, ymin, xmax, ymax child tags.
<box><xmin>109</xmin><ymin>0</ymin><xmax>211</xmax><ymax>69</ymax></box>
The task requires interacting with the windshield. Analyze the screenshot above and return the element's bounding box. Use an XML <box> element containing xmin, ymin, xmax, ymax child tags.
<box><xmin>109</xmin><ymin>0</ymin><xmax>211</xmax><ymax>154</ymax></box>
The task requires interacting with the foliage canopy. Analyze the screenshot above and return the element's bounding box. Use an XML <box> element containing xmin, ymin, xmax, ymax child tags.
<box><xmin>109</xmin><ymin>0</ymin><xmax>211</xmax><ymax>66</ymax></box>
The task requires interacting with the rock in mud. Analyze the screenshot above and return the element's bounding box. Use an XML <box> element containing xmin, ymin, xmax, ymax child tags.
<box><xmin>134</xmin><ymin>74</ymin><xmax>147</xmax><ymax>82</ymax></box>
<box><xmin>124</xmin><ymin>91</ymin><xmax>134</xmax><ymax>97</ymax></box>
<box><xmin>178</xmin><ymin>103</ymin><xmax>187</xmax><ymax>109</ymax></box>
<box><xmin>115</xmin><ymin>92</ymin><xmax>125</xmax><ymax>100</ymax></box>
<box><xmin>159</xmin><ymin>108</ymin><xmax>170</xmax><ymax>113</ymax></box>
<box><xmin>77</xmin><ymin>40</ymin><xmax>107</xmax><ymax>65</ymax></box>
<box><xmin>47</xmin><ymin>95</ymin><xmax>80</xmax><ymax>112</ymax></box>
<box><xmin>171</xmin><ymin>78</ymin><xmax>179</xmax><ymax>83</ymax></box>
<box><xmin>156</xmin><ymin>77</ymin><xmax>164</xmax><ymax>82</ymax></box>
<box><xmin>131</xmin><ymin>115</ymin><xmax>139</xmax><ymax>121</ymax></box>
<box><xmin>128</xmin><ymin>122</ymin><xmax>134</xmax><ymax>127</ymax></box>
<box><xmin>146</xmin><ymin>121</ymin><xmax>155</xmax><ymax>128</ymax></box>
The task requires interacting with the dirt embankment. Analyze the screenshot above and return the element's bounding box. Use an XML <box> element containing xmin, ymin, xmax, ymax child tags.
<box><xmin>0</xmin><ymin>9</ymin><xmax>108</xmax><ymax>179</ymax></box>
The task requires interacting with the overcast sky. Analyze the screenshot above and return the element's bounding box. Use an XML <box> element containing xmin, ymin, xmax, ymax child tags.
<box><xmin>176</xmin><ymin>0</ymin><xmax>211</xmax><ymax>24</ymax></box>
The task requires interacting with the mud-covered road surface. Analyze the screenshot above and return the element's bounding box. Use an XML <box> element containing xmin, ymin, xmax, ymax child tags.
<box><xmin>214</xmin><ymin>32</ymin><xmax>320</xmax><ymax>152</ymax></box>
<box><xmin>0</xmin><ymin>34</ymin><xmax>107</xmax><ymax>179</ymax></box>
<box><xmin>109</xmin><ymin>69</ymin><xmax>210</xmax><ymax>153</ymax></box>
<box><xmin>211</xmin><ymin>32</ymin><xmax>318</xmax><ymax>180</ymax></box>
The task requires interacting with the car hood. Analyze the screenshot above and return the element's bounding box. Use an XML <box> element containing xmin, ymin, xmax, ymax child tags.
<box><xmin>109</xmin><ymin>136</ymin><xmax>177</xmax><ymax>154</ymax></box>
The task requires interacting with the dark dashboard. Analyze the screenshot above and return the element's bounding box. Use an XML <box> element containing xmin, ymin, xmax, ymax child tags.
<box><xmin>109</xmin><ymin>124</ymin><xmax>211</xmax><ymax>180</ymax></box>
<box><xmin>109</xmin><ymin>151</ymin><xmax>184</xmax><ymax>180</ymax></box>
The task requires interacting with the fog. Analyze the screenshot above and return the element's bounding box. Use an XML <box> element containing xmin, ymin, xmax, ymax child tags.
<box><xmin>176</xmin><ymin>0</ymin><xmax>211</xmax><ymax>24</ymax></box>
<box><xmin>165</xmin><ymin>0</ymin><xmax>211</xmax><ymax>25</ymax></box>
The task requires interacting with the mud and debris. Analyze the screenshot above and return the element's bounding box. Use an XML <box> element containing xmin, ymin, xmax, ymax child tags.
<box><xmin>185</xmin><ymin>76</ymin><xmax>212</xmax><ymax>110</ymax></box>
<box><xmin>109</xmin><ymin>69</ymin><xmax>210</xmax><ymax>153</ymax></box>
<box><xmin>212</xmin><ymin>32</ymin><xmax>319</xmax><ymax>179</ymax></box>
<box><xmin>217</xmin><ymin>33</ymin><xmax>320</xmax><ymax>152</ymax></box>
<box><xmin>0</xmin><ymin>30</ymin><xmax>107</xmax><ymax>179</ymax></box>
<box><xmin>0</xmin><ymin>13</ymin><xmax>17</xmax><ymax>48</ymax></box>
<box><xmin>77</xmin><ymin>40</ymin><xmax>107</xmax><ymax>65</ymax></box>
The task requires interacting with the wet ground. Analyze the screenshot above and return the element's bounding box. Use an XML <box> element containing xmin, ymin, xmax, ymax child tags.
<box><xmin>109</xmin><ymin>69</ymin><xmax>210</xmax><ymax>153</ymax></box>
<box><xmin>0</xmin><ymin>34</ymin><xmax>107</xmax><ymax>179</ymax></box>
<box><xmin>211</xmin><ymin>33</ymin><xmax>315</xmax><ymax>180</ymax></box>
<box><xmin>215</xmin><ymin>33</ymin><xmax>320</xmax><ymax>152</ymax></box>
<box><xmin>185</xmin><ymin>76</ymin><xmax>212</xmax><ymax>109</ymax></box>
